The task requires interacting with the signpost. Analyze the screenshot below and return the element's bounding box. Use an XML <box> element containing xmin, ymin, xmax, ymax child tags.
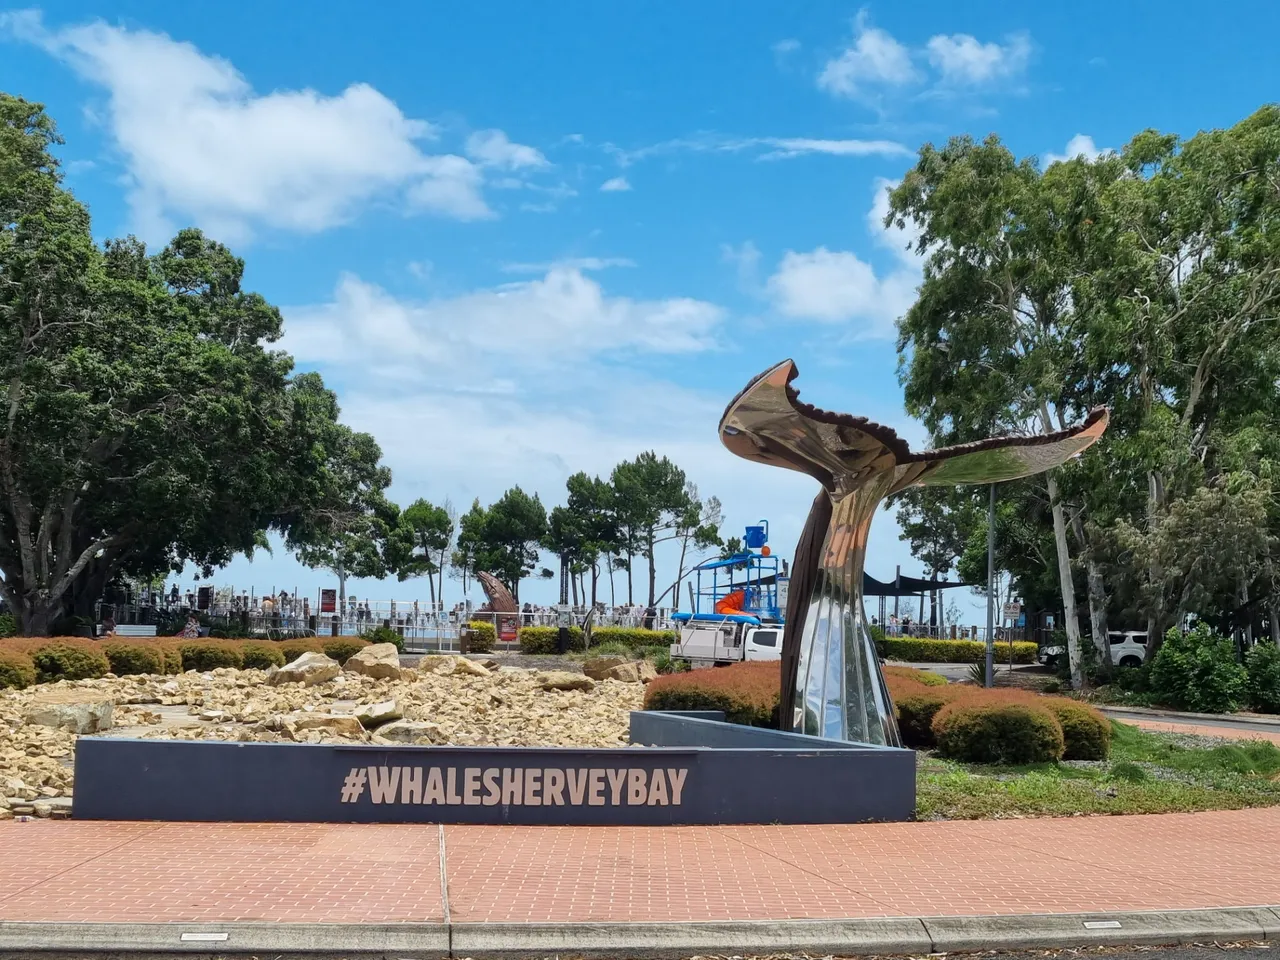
<box><xmin>555</xmin><ymin>605</ymin><xmax>572</xmax><ymax>654</ymax></box>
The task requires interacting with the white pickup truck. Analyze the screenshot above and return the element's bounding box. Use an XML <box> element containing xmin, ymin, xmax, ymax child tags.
<box><xmin>669</xmin><ymin>615</ymin><xmax>782</xmax><ymax>667</ymax></box>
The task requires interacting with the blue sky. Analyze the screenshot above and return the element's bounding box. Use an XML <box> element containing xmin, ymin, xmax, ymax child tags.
<box><xmin>2</xmin><ymin>2</ymin><xmax>1277</xmax><ymax>616</ymax></box>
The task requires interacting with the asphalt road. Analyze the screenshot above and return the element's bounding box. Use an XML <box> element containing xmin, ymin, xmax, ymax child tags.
<box><xmin>887</xmin><ymin>945</ymin><xmax>1276</xmax><ymax>960</ymax></box>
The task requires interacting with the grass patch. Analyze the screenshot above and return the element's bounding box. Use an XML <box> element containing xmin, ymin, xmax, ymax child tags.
<box><xmin>916</xmin><ymin>720</ymin><xmax>1280</xmax><ymax>820</ymax></box>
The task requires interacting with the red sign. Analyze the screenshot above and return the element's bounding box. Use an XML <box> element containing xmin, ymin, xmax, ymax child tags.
<box><xmin>320</xmin><ymin>589</ymin><xmax>337</xmax><ymax>614</ymax></box>
<box><xmin>498</xmin><ymin>615</ymin><xmax>518</xmax><ymax>643</ymax></box>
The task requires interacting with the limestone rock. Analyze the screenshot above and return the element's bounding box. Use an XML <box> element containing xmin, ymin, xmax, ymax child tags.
<box><xmin>267</xmin><ymin>651</ymin><xmax>340</xmax><ymax>687</ymax></box>
<box><xmin>343</xmin><ymin>643</ymin><xmax>404</xmax><ymax>680</ymax></box>
<box><xmin>32</xmin><ymin>801</ymin><xmax>52</xmax><ymax>818</ymax></box>
<box><xmin>417</xmin><ymin>655</ymin><xmax>459</xmax><ymax>674</ymax></box>
<box><xmin>24</xmin><ymin>693</ymin><xmax>113</xmax><ymax>734</ymax></box>
<box><xmin>377</xmin><ymin>719</ymin><xmax>442</xmax><ymax>744</ymax></box>
<box><xmin>287</xmin><ymin>714</ymin><xmax>366</xmax><ymax>739</ymax></box>
<box><xmin>538</xmin><ymin>671</ymin><xmax>595</xmax><ymax>692</ymax></box>
<box><xmin>452</xmin><ymin>658</ymin><xmax>491</xmax><ymax>678</ymax></box>
<box><xmin>354</xmin><ymin>700</ymin><xmax>402</xmax><ymax>728</ymax></box>
<box><xmin>582</xmin><ymin>656</ymin><xmax>629</xmax><ymax>680</ymax></box>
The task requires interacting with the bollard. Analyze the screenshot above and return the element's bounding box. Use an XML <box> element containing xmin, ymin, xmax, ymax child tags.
<box><xmin>330</xmin><ymin>615</ymin><xmax>340</xmax><ymax>637</ymax></box>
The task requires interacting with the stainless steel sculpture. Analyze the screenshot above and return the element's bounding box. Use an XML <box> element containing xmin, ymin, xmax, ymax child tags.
<box><xmin>719</xmin><ymin>360</ymin><xmax>1108</xmax><ymax>746</ymax></box>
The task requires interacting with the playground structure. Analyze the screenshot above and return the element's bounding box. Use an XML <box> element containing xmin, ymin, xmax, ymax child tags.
<box><xmin>669</xmin><ymin>522</ymin><xmax>789</xmax><ymax>666</ymax></box>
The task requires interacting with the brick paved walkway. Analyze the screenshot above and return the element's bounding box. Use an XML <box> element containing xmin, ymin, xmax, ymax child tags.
<box><xmin>1</xmin><ymin>807</ymin><xmax>1277</xmax><ymax>924</ymax></box>
<box><xmin>1128</xmin><ymin>717</ymin><xmax>1280</xmax><ymax>745</ymax></box>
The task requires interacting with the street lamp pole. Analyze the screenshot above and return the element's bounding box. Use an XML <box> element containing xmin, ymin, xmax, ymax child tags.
<box><xmin>985</xmin><ymin>483</ymin><xmax>996</xmax><ymax>688</ymax></box>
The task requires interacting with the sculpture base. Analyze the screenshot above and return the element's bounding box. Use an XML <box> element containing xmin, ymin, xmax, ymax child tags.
<box><xmin>73</xmin><ymin>717</ymin><xmax>916</xmax><ymax>825</ymax></box>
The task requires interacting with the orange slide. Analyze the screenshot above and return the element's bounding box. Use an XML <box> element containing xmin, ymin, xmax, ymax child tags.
<box><xmin>714</xmin><ymin>589</ymin><xmax>746</xmax><ymax>616</ymax></box>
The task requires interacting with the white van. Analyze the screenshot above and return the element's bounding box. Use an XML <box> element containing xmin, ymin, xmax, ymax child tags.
<box><xmin>1039</xmin><ymin>630</ymin><xmax>1148</xmax><ymax>668</ymax></box>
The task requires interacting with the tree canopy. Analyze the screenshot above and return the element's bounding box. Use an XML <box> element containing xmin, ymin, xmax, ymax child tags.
<box><xmin>0</xmin><ymin>93</ymin><xmax>394</xmax><ymax>634</ymax></box>
<box><xmin>891</xmin><ymin>104</ymin><xmax>1280</xmax><ymax>684</ymax></box>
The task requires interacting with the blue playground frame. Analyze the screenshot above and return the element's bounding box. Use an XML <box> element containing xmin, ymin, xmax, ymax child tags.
<box><xmin>672</xmin><ymin>521</ymin><xmax>783</xmax><ymax>627</ymax></box>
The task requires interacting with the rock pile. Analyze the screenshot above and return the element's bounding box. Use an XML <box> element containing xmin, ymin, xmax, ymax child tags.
<box><xmin>0</xmin><ymin>653</ymin><xmax>648</xmax><ymax>818</ymax></box>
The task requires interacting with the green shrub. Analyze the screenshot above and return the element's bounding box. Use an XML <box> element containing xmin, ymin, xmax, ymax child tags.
<box><xmin>464</xmin><ymin>621</ymin><xmax>495</xmax><ymax>653</ymax></box>
<box><xmin>1040</xmin><ymin>698</ymin><xmax>1111</xmax><ymax>760</ymax></box>
<box><xmin>241</xmin><ymin>641</ymin><xmax>286</xmax><ymax>670</ymax></box>
<box><xmin>279</xmin><ymin>638</ymin><xmax>324</xmax><ymax>662</ymax></box>
<box><xmin>156</xmin><ymin>642</ymin><xmax>183</xmax><ymax>674</ymax></box>
<box><xmin>30</xmin><ymin>640</ymin><xmax>110</xmax><ymax>682</ymax></box>
<box><xmin>358</xmin><ymin>625</ymin><xmax>404</xmax><ymax>652</ymax></box>
<box><xmin>893</xmin><ymin>688</ymin><xmax>957</xmax><ymax>748</ymax></box>
<box><xmin>643</xmin><ymin>661</ymin><xmax>780</xmax><ymax>727</ymax></box>
<box><xmin>1246</xmin><ymin>642</ymin><xmax>1280</xmax><ymax>713</ymax></box>
<box><xmin>0</xmin><ymin>613</ymin><xmax>16</xmax><ymax>638</ymax></box>
<box><xmin>519</xmin><ymin>625</ymin><xmax>585</xmax><ymax>653</ymax></box>
<box><xmin>869</xmin><ymin>624</ymin><xmax>886</xmax><ymax>656</ymax></box>
<box><xmin>178</xmin><ymin>640</ymin><xmax>245</xmax><ymax>672</ymax></box>
<box><xmin>1113</xmin><ymin>663</ymin><xmax>1150</xmax><ymax>693</ymax></box>
<box><xmin>1149</xmin><ymin>625</ymin><xmax>1248</xmax><ymax>713</ymax></box>
<box><xmin>321</xmin><ymin>637</ymin><xmax>368</xmax><ymax>664</ymax></box>
<box><xmin>588</xmin><ymin>641</ymin><xmax>633</xmax><ymax>657</ymax></box>
<box><xmin>1042</xmin><ymin>679</ymin><xmax>1062</xmax><ymax>694</ymax></box>
<box><xmin>932</xmin><ymin>700</ymin><xmax>1065</xmax><ymax>764</ymax></box>
<box><xmin>0</xmin><ymin>649</ymin><xmax>36</xmax><ymax>689</ymax></box>
<box><xmin>881</xmin><ymin>636</ymin><xmax>1038</xmax><ymax>664</ymax></box>
<box><xmin>1108</xmin><ymin>760</ymin><xmax>1148</xmax><ymax>783</ymax></box>
<box><xmin>590</xmin><ymin>626</ymin><xmax>678</xmax><ymax>650</ymax></box>
<box><xmin>102</xmin><ymin>641</ymin><xmax>166</xmax><ymax>676</ymax></box>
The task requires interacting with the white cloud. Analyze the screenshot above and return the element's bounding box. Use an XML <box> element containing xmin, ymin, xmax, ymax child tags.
<box><xmin>818</xmin><ymin>14</ymin><xmax>917</xmax><ymax>100</ymax></box>
<box><xmin>721</xmin><ymin>241</ymin><xmax>762</xmax><ymax>294</ymax></box>
<box><xmin>765</xmin><ymin>180</ymin><xmax>922</xmax><ymax>336</ymax></box>
<box><xmin>757</xmin><ymin>137</ymin><xmax>912</xmax><ymax>160</ymax></box>
<box><xmin>502</xmin><ymin>257</ymin><xmax>635</xmax><ymax>274</ymax></box>
<box><xmin>465</xmin><ymin>129</ymin><xmax>548</xmax><ymax>170</ymax></box>
<box><xmin>1043</xmin><ymin>134</ymin><xmax>1105</xmax><ymax>167</ymax></box>
<box><xmin>280</xmin><ymin>267</ymin><xmax>725</xmax><ymax>374</ymax></box>
<box><xmin>600</xmin><ymin>176</ymin><xmax>632</xmax><ymax>192</ymax></box>
<box><xmin>816</xmin><ymin>16</ymin><xmax>1033</xmax><ymax>104</ymax></box>
<box><xmin>926</xmin><ymin>32</ymin><xmax>1032</xmax><ymax>85</ymax></box>
<box><xmin>4</xmin><ymin>11</ymin><xmax>501</xmax><ymax>238</ymax></box>
<box><xmin>605</xmin><ymin>134</ymin><xmax>908</xmax><ymax>167</ymax></box>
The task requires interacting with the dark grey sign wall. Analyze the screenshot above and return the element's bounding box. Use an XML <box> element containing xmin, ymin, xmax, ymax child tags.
<box><xmin>74</xmin><ymin>727</ymin><xmax>916</xmax><ymax>825</ymax></box>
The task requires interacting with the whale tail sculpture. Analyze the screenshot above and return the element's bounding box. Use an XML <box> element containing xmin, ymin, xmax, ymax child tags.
<box><xmin>476</xmin><ymin>571</ymin><xmax>518</xmax><ymax>613</ymax></box>
<box><xmin>719</xmin><ymin>360</ymin><xmax>1108</xmax><ymax>746</ymax></box>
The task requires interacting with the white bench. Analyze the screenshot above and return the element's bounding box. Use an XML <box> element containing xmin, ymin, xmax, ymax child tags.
<box><xmin>99</xmin><ymin>624</ymin><xmax>157</xmax><ymax>638</ymax></box>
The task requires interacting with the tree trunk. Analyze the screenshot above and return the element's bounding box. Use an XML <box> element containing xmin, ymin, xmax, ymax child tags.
<box><xmin>1145</xmin><ymin>470</ymin><xmax>1167</xmax><ymax>660</ymax></box>
<box><xmin>590</xmin><ymin>562</ymin><xmax>599</xmax><ymax>608</ymax></box>
<box><xmin>1046</xmin><ymin>470</ymin><xmax>1086</xmax><ymax>689</ymax></box>
<box><xmin>646</xmin><ymin>534</ymin><xmax>657</xmax><ymax>607</ymax></box>
<box><xmin>607</xmin><ymin>554</ymin><xmax>616</xmax><ymax>606</ymax></box>
<box><xmin>437</xmin><ymin>552</ymin><xmax>446</xmax><ymax>616</ymax></box>
<box><xmin>626</xmin><ymin>556</ymin><xmax>633</xmax><ymax>605</ymax></box>
<box><xmin>672</xmin><ymin>535</ymin><xmax>690</xmax><ymax>613</ymax></box>
<box><xmin>1071</xmin><ymin>513</ymin><xmax>1113</xmax><ymax>677</ymax></box>
<box><xmin>570</xmin><ymin>572</ymin><xmax>579</xmax><ymax>607</ymax></box>
<box><xmin>427</xmin><ymin>572</ymin><xmax>436</xmax><ymax>610</ymax></box>
<box><xmin>338</xmin><ymin>566</ymin><xmax>347</xmax><ymax>614</ymax></box>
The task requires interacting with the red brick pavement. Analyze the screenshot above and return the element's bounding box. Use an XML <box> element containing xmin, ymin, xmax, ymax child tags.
<box><xmin>1127</xmin><ymin>717</ymin><xmax>1280</xmax><ymax>744</ymax></box>
<box><xmin>1</xmin><ymin>807</ymin><xmax>1277</xmax><ymax>924</ymax></box>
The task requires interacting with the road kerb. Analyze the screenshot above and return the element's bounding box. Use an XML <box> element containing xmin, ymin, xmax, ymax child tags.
<box><xmin>923</xmin><ymin>907</ymin><xmax>1279</xmax><ymax>952</ymax></box>
<box><xmin>449</xmin><ymin>918</ymin><xmax>933</xmax><ymax>958</ymax></box>
<box><xmin>0</xmin><ymin>908</ymin><xmax>1276</xmax><ymax>958</ymax></box>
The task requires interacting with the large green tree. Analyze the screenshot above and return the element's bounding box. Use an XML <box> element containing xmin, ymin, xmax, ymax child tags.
<box><xmin>610</xmin><ymin>452</ymin><xmax>720</xmax><ymax>608</ymax></box>
<box><xmin>891</xmin><ymin>105</ymin><xmax>1280</xmax><ymax>681</ymax></box>
<box><xmin>454</xmin><ymin>487</ymin><xmax>547</xmax><ymax>602</ymax></box>
<box><xmin>0</xmin><ymin>94</ymin><xmax>392</xmax><ymax>634</ymax></box>
<box><xmin>384</xmin><ymin>498</ymin><xmax>454</xmax><ymax>612</ymax></box>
